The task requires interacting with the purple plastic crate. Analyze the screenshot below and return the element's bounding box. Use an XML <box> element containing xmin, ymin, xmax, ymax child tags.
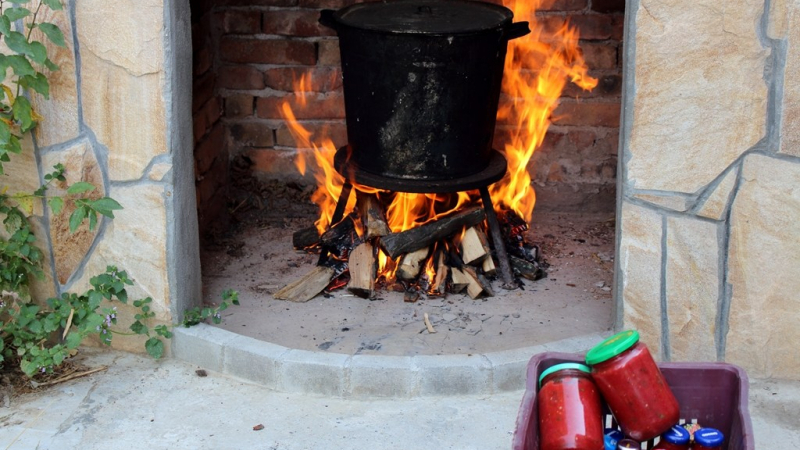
<box><xmin>512</xmin><ymin>352</ymin><xmax>755</xmax><ymax>450</ymax></box>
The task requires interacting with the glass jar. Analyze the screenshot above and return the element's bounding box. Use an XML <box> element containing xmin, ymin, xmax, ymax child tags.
<box><xmin>537</xmin><ymin>363</ymin><xmax>604</xmax><ymax>450</ymax></box>
<box><xmin>691</xmin><ymin>428</ymin><xmax>724</xmax><ymax>450</ymax></box>
<box><xmin>653</xmin><ymin>425</ymin><xmax>691</xmax><ymax>450</ymax></box>
<box><xmin>586</xmin><ymin>330</ymin><xmax>680</xmax><ymax>441</ymax></box>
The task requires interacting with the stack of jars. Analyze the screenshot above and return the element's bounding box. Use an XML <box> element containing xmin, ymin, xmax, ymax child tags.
<box><xmin>537</xmin><ymin>330</ymin><xmax>726</xmax><ymax>450</ymax></box>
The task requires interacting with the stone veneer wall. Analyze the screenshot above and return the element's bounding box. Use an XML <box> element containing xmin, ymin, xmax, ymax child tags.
<box><xmin>207</xmin><ymin>0</ymin><xmax>623</xmax><ymax>212</ymax></box>
<box><xmin>3</xmin><ymin>0</ymin><xmax>200</xmax><ymax>352</ymax></box>
<box><xmin>617</xmin><ymin>0</ymin><xmax>800</xmax><ymax>379</ymax></box>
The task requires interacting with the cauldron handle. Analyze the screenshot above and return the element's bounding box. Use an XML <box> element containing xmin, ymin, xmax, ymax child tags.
<box><xmin>319</xmin><ymin>9</ymin><xmax>337</xmax><ymax>30</ymax></box>
<box><xmin>505</xmin><ymin>21</ymin><xmax>530</xmax><ymax>41</ymax></box>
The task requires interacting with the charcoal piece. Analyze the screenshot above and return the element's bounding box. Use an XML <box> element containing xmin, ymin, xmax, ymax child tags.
<box><xmin>293</xmin><ymin>226</ymin><xmax>320</xmax><ymax>250</ymax></box>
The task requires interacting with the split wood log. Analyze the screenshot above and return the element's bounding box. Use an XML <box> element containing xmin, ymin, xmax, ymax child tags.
<box><xmin>274</xmin><ymin>266</ymin><xmax>335</xmax><ymax>302</ymax></box>
<box><xmin>396</xmin><ymin>247</ymin><xmax>431</xmax><ymax>281</ymax></box>
<box><xmin>347</xmin><ymin>242</ymin><xmax>376</xmax><ymax>299</ymax></box>
<box><xmin>482</xmin><ymin>255</ymin><xmax>497</xmax><ymax>276</ymax></box>
<box><xmin>379</xmin><ymin>207</ymin><xmax>486</xmax><ymax>258</ymax></box>
<box><xmin>462</xmin><ymin>266</ymin><xmax>494</xmax><ymax>299</ymax></box>
<box><xmin>319</xmin><ymin>215</ymin><xmax>356</xmax><ymax>247</ymax></box>
<box><xmin>292</xmin><ymin>225</ymin><xmax>320</xmax><ymax>249</ymax></box>
<box><xmin>430</xmin><ymin>250</ymin><xmax>449</xmax><ymax>295</ymax></box>
<box><xmin>449</xmin><ymin>267</ymin><xmax>470</xmax><ymax>293</ymax></box>
<box><xmin>460</xmin><ymin>226</ymin><xmax>490</xmax><ymax>265</ymax></box>
<box><xmin>510</xmin><ymin>256</ymin><xmax>545</xmax><ymax>281</ymax></box>
<box><xmin>357</xmin><ymin>192</ymin><xmax>391</xmax><ymax>239</ymax></box>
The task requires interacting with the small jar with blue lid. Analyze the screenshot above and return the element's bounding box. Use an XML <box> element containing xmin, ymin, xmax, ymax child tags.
<box><xmin>691</xmin><ymin>428</ymin><xmax>724</xmax><ymax>450</ymax></box>
<box><xmin>653</xmin><ymin>425</ymin><xmax>691</xmax><ymax>450</ymax></box>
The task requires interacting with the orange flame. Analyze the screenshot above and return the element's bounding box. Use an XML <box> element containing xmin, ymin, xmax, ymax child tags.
<box><xmin>281</xmin><ymin>0</ymin><xmax>596</xmax><ymax>236</ymax></box>
<box><xmin>490</xmin><ymin>0</ymin><xmax>598</xmax><ymax>222</ymax></box>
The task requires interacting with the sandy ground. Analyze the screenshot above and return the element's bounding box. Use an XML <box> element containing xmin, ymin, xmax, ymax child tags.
<box><xmin>201</xmin><ymin>202</ymin><xmax>616</xmax><ymax>356</ymax></box>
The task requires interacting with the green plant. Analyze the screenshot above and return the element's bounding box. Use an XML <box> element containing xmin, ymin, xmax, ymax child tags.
<box><xmin>0</xmin><ymin>1</ymin><xmax>239</xmax><ymax>378</ymax></box>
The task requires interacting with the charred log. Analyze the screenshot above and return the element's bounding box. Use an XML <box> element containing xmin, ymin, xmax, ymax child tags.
<box><xmin>379</xmin><ymin>207</ymin><xmax>485</xmax><ymax>258</ymax></box>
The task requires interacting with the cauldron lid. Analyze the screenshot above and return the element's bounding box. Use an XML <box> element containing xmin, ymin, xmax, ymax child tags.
<box><xmin>334</xmin><ymin>0</ymin><xmax>514</xmax><ymax>34</ymax></box>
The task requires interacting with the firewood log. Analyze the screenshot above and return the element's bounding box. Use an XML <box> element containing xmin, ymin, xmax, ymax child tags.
<box><xmin>347</xmin><ymin>242</ymin><xmax>376</xmax><ymax>299</ymax></box>
<box><xmin>395</xmin><ymin>247</ymin><xmax>430</xmax><ymax>281</ymax></box>
<box><xmin>460</xmin><ymin>226</ymin><xmax>490</xmax><ymax>265</ymax></box>
<box><xmin>292</xmin><ymin>226</ymin><xmax>320</xmax><ymax>249</ymax></box>
<box><xmin>379</xmin><ymin>207</ymin><xmax>485</xmax><ymax>258</ymax></box>
<box><xmin>430</xmin><ymin>250</ymin><xmax>449</xmax><ymax>295</ymax></box>
<box><xmin>274</xmin><ymin>266</ymin><xmax>335</xmax><ymax>302</ymax></box>
<box><xmin>357</xmin><ymin>192</ymin><xmax>391</xmax><ymax>239</ymax></box>
<box><xmin>450</xmin><ymin>267</ymin><xmax>470</xmax><ymax>293</ymax></box>
<box><xmin>461</xmin><ymin>266</ymin><xmax>494</xmax><ymax>299</ymax></box>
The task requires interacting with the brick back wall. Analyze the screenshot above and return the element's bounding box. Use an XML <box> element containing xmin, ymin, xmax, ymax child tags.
<box><xmin>192</xmin><ymin>0</ymin><xmax>230</xmax><ymax>238</ymax></box>
<box><xmin>203</xmin><ymin>0</ymin><xmax>623</xmax><ymax>214</ymax></box>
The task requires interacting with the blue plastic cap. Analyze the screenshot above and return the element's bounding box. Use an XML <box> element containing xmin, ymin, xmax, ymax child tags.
<box><xmin>694</xmin><ymin>428</ymin><xmax>725</xmax><ymax>447</ymax></box>
<box><xmin>662</xmin><ymin>425</ymin><xmax>690</xmax><ymax>445</ymax></box>
<box><xmin>604</xmin><ymin>429</ymin><xmax>624</xmax><ymax>450</ymax></box>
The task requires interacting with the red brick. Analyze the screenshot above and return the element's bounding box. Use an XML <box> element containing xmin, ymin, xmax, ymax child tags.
<box><xmin>220</xmin><ymin>10</ymin><xmax>262</xmax><ymax>35</ymax></box>
<box><xmin>538</xmin><ymin>0</ymin><xmax>588</xmax><ymax>12</ymax></box>
<box><xmin>552</xmin><ymin>101</ymin><xmax>620</xmax><ymax>127</ymax></box>
<box><xmin>218</xmin><ymin>65</ymin><xmax>266</xmax><ymax>90</ymax></box>
<box><xmin>195</xmin><ymin>121</ymin><xmax>226</xmax><ymax>175</ymax></box>
<box><xmin>193</xmin><ymin>71</ymin><xmax>216</xmax><ymax>113</ymax></box>
<box><xmin>193</xmin><ymin>46</ymin><xmax>212</xmax><ymax>77</ymax></box>
<box><xmin>317</xmin><ymin>39</ymin><xmax>340</xmax><ymax>66</ymax></box>
<box><xmin>196</xmin><ymin>152</ymin><xmax>229</xmax><ymax>204</ymax></box>
<box><xmin>569</xmin><ymin>14</ymin><xmax>624</xmax><ymax>40</ymax></box>
<box><xmin>263</xmin><ymin>66</ymin><xmax>342</xmax><ymax>92</ymax></box>
<box><xmin>263</xmin><ymin>10</ymin><xmax>335</xmax><ymax>37</ymax></box>
<box><xmin>229</xmin><ymin>121</ymin><xmax>276</xmax><ymax>147</ymax></box>
<box><xmin>220</xmin><ymin>37</ymin><xmax>317</xmax><ymax>65</ymax></box>
<box><xmin>591</xmin><ymin>0</ymin><xmax>625</xmax><ymax>13</ymax></box>
<box><xmin>245</xmin><ymin>147</ymin><xmax>304</xmax><ymax>179</ymax></box>
<box><xmin>216</xmin><ymin>0</ymin><xmax>298</xmax><ymax>6</ymax></box>
<box><xmin>298</xmin><ymin>0</ymin><xmax>359</xmax><ymax>8</ymax></box>
<box><xmin>225</xmin><ymin>94</ymin><xmax>255</xmax><ymax>118</ymax></box>
<box><xmin>275</xmin><ymin>120</ymin><xmax>347</xmax><ymax>147</ymax></box>
<box><xmin>580</xmin><ymin>42</ymin><xmax>617</xmax><ymax>69</ymax></box>
<box><xmin>257</xmin><ymin>92</ymin><xmax>345</xmax><ymax>120</ymax></box>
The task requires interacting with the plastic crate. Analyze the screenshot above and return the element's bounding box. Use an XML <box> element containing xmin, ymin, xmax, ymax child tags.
<box><xmin>512</xmin><ymin>352</ymin><xmax>755</xmax><ymax>450</ymax></box>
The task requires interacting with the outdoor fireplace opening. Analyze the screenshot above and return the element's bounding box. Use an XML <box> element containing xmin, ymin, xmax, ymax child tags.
<box><xmin>189</xmin><ymin>0</ymin><xmax>624</xmax><ymax>356</ymax></box>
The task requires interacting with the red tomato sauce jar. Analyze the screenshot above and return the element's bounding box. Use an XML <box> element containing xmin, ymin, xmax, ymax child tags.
<box><xmin>585</xmin><ymin>330</ymin><xmax>680</xmax><ymax>441</ymax></box>
<box><xmin>537</xmin><ymin>363</ymin><xmax>604</xmax><ymax>450</ymax></box>
<box><xmin>691</xmin><ymin>428</ymin><xmax>724</xmax><ymax>450</ymax></box>
<box><xmin>653</xmin><ymin>425</ymin><xmax>691</xmax><ymax>450</ymax></box>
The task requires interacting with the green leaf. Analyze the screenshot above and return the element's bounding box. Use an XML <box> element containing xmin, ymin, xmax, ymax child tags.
<box><xmin>7</xmin><ymin>54</ymin><xmax>35</xmax><ymax>77</ymax></box>
<box><xmin>88</xmin><ymin>210</ymin><xmax>97</xmax><ymax>230</ymax></box>
<box><xmin>26</xmin><ymin>41</ymin><xmax>47</xmax><ymax>65</ymax></box>
<box><xmin>130</xmin><ymin>320</ymin><xmax>148</xmax><ymax>335</ymax></box>
<box><xmin>4</xmin><ymin>7</ymin><xmax>31</xmax><ymax>22</ymax></box>
<box><xmin>38</xmin><ymin>23</ymin><xmax>66</xmax><ymax>48</ymax></box>
<box><xmin>65</xmin><ymin>331</ymin><xmax>82</xmax><ymax>349</ymax></box>
<box><xmin>145</xmin><ymin>337</ymin><xmax>164</xmax><ymax>359</ymax></box>
<box><xmin>68</xmin><ymin>206</ymin><xmax>86</xmax><ymax>233</ymax></box>
<box><xmin>48</xmin><ymin>197</ymin><xmax>64</xmax><ymax>215</ymax></box>
<box><xmin>89</xmin><ymin>197</ymin><xmax>123</xmax><ymax>217</ymax></box>
<box><xmin>12</xmin><ymin>96</ymin><xmax>34</xmax><ymax>132</ymax></box>
<box><xmin>67</xmin><ymin>182</ymin><xmax>95</xmax><ymax>195</ymax></box>
<box><xmin>42</xmin><ymin>0</ymin><xmax>64</xmax><ymax>11</ymax></box>
<box><xmin>0</xmin><ymin>54</ymin><xmax>9</xmax><ymax>78</ymax></box>
<box><xmin>0</xmin><ymin>120</ymin><xmax>10</xmax><ymax>142</ymax></box>
<box><xmin>0</xmin><ymin>15</ymin><xmax>11</xmax><ymax>36</ymax></box>
<box><xmin>4</xmin><ymin>31</ymin><xmax>31</xmax><ymax>57</ymax></box>
<box><xmin>20</xmin><ymin>72</ymin><xmax>49</xmax><ymax>99</ymax></box>
<box><xmin>44</xmin><ymin>58</ymin><xmax>59</xmax><ymax>72</ymax></box>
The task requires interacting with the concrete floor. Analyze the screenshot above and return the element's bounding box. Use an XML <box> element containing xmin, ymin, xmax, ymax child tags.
<box><xmin>1</xmin><ymin>348</ymin><xmax>797</xmax><ymax>450</ymax></box>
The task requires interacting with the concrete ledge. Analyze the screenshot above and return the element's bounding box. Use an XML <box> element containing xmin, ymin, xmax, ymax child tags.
<box><xmin>172</xmin><ymin>325</ymin><xmax>610</xmax><ymax>398</ymax></box>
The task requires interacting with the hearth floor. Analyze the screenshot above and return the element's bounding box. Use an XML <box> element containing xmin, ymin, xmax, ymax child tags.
<box><xmin>201</xmin><ymin>210</ymin><xmax>615</xmax><ymax>356</ymax></box>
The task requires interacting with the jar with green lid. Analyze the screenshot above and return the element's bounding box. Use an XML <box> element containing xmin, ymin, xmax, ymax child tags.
<box><xmin>585</xmin><ymin>330</ymin><xmax>680</xmax><ymax>441</ymax></box>
<box><xmin>537</xmin><ymin>363</ymin><xmax>604</xmax><ymax>450</ymax></box>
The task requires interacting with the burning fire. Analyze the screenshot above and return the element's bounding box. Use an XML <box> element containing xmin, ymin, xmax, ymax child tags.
<box><xmin>282</xmin><ymin>0</ymin><xmax>597</xmax><ymax>234</ymax></box>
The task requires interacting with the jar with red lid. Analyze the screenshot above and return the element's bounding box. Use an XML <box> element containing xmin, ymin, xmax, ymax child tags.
<box><xmin>691</xmin><ymin>428</ymin><xmax>724</xmax><ymax>450</ymax></box>
<box><xmin>537</xmin><ymin>363</ymin><xmax>604</xmax><ymax>450</ymax></box>
<box><xmin>653</xmin><ymin>425</ymin><xmax>691</xmax><ymax>450</ymax></box>
<box><xmin>585</xmin><ymin>330</ymin><xmax>680</xmax><ymax>441</ymax></box>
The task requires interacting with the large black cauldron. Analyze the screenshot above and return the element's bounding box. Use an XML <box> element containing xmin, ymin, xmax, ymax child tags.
<box><xmin>319</xmin><ymin>0</ymin><xmax>529</xmax><ymax>181</ymax></box>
